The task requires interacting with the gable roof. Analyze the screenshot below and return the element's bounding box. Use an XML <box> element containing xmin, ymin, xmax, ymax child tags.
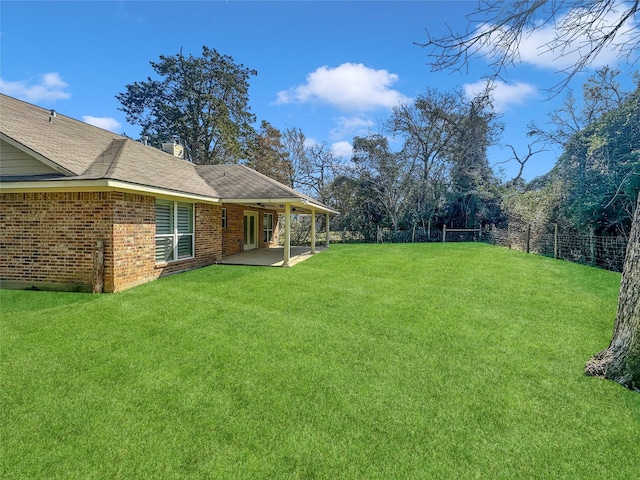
<box><xmin>0</xmin><ymin>94</ymin><xmax>337</xmax><ymax>214</ymax></box>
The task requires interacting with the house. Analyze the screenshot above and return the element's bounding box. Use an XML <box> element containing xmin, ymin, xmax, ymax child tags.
<box><xmin>0</xmin><ymin>94</ymin><xmax>337</xmax><ymax>293</ymax></box>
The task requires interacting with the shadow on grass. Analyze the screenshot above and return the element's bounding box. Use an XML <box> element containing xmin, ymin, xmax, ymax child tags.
<box><xmin>0</xmin><ymin>289</ymin><xmax>102</xmax><ymax>314</ymax></box>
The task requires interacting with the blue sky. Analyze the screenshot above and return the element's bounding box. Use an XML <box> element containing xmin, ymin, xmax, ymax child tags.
<box><xmin>1</xmin><ymin>1</ymin><xmax>638</xmax><ymax>181</ymax></box>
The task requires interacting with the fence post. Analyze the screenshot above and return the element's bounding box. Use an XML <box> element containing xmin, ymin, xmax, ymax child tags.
<box><xmin>589</xmin><ymin>226</ymin><xmax>596</xmax><ymax>266</ymax></box>
<box><xmin>442</xmin><ymin>224</ymin><xmax>446</xmax><ymax>243</ymax></box>
<box><xmin>554</xmin><ymin>223</ymin><xmax>558</xmax><ymax>259</ymax></box>
<box><xmin>507</xmin><ymin>224</ymin><xmax>512</xmax><ymax>249</ymax></box>
<box><xmin>526</xmin><ymin>224</ymin><xmax>531</xmax><ymax>254</ymax></box>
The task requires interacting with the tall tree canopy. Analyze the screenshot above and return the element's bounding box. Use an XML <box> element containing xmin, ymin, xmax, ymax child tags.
<box><xmin>117</xmin><ymin>46</ymin><xmax>257</xmax><ymax>164</ymax></box>
<box><xmin>245</xmin><ymin>121</ymin><xmax>292</xmax><ymax>185</ymax></box>
<box><xmin>388</xmin><ymin>89</ymin><xmax>459</xmax><ymax>232</ymax></box>
<box><xmin>445</xmin><ymin>92</ymin><xmax>502</xmax><ymax>228</ymax></box>
<box><xmin>541</xmin><ymin>83</ymin><xmax>640</xmax><ymax>235</ymax></box>
<box><xmin>352</xmin><ymin>134</ymin><xmax>413</xmax><ymax>234</ymax></box>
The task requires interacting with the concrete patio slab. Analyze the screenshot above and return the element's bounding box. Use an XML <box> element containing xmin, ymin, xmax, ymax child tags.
<box><xmin>219</xmin><ymin>246</ymin><xmax>326</xmax><ymax>267</ymax></box>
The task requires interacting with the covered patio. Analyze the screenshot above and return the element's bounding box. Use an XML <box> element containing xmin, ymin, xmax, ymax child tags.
<box><xmin>220</xmin><ymin>246</ymin><xmax>327</xmax><ymax>267</ymax></box>
<box><xmin>198</xmin><ymin>165</ymin><xmax>339</xmax><ymax>267</ymax></box>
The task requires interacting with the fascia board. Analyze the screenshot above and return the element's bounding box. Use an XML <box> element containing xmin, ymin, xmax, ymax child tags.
<box><xmin>223</xmin><ymin>197</ymin><xmax>338</xmax><ymax>215</ymax></box>
<box><xmin>0</xmin><ymin>179</ymin><xmax>221</xmax><ymax>204</ymax></box>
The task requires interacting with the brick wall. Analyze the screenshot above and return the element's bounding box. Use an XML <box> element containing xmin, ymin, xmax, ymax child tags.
<box><xmin>222</xmin><ymin>204</ymin><xmax>245</xmax><ymax>256</ymax></box>
<box><xmin>0</xmin><ymin>192</ymin><xmax>224</xmax><ymax>293</ymax></box>
<box><xmin>153</xmin><ymin>202</ymin><xmax>223</xmax><ymax>281</ymax></box>
<box><xmin>0</xmin><ymin>192</ymin><xmax>113</xmax><ymax>292</ymax></box>
<box><xmin>221</xmin><ymin>204</ymin><xmax>280</xmax><ymax>256</ymax></box>
<box><xmin>108</xmin><ymin>192</ymin><xmax>156</xmax><ymax>292</ymax></box>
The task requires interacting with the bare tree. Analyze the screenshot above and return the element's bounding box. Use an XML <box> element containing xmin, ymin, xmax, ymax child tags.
<box><xmin>280</xmin><ymin>127</ymin><xmax>307</xmax><ymax>189</ymax></box>
<box><xmin>528</xmin><ymin>66</ymin><xmax>632</xmax><ymax>147</ymax></box>
<box><xmin>352</xmin><ymin>134</ymin><xmax>414</xmax><ymax>235</ymax></box>
<box><xmin>297</xmin><ymin>142</ymin><xmax>339</xmax><ymax>203</ymax></box>
<box><xmin>419</xmin><ymin>0</ymin><xmax>640</xmax><ymax>93</ymax></box>
<box><xmin>387</xmin><ymin>89</ymin><xmax>460</xmax><ymax>231</ymax></box>
<box><xmin>496</xmin><ymin>143</ymin><xmax>547</xmax><ymax>185</ymax></box>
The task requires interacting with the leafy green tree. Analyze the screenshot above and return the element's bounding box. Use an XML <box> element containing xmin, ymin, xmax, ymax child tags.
<box><xmin>542</xmin><ymin>84</ymin><xmax>640</xmax><ymax>235</ymax></box>
<box><xmin>245</xmin><ymin>121</ymin><xmax>291</xmax><ymax>185</ymax></box>
<box><xmin>445</xmin><ymin>92</ymin><xmax>502</xmax><ymax>228</ymax></box>
<box><xmin>117</xmin><ymin>46</ymin><xmax>257</xmax><ymax>164</ymax></box>
<box><xmin>502</xmin><ymin>181</ymin><xmax>563</xmax><ymax>229</ymax></box>
<box><xmin>327</xmin><ymin>175</ymin><xmax>384</xmax><ymax>242</ymax></box>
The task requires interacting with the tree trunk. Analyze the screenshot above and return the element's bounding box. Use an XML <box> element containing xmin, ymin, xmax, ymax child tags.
<box><xmin>585</xmin><ymin>196</ymin><xmax>640</xmax><ymax>391</ymax></box>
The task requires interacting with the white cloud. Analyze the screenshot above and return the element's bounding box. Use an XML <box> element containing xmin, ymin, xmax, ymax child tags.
<box><xmin>481</xmin><ymin>2</ymin><xmax>639</xmax><ymax>70</ymax></box>
<box><xmin>463</xmin><ymin>80</ymin><xmax>537</xmax><ymax>112</ymax></box>
<box><xmin>0</xmin><ymin>72</ymin><xmax>70</xmax><ymax>103</ymax></box>
<box><xmin>276</xmin><ymin>63</ymin><xmax>410</xmax><ymax>111</ymax></box>
<box><xmin>331</xmin><ymin>141</ymin><xmax>353</xmax><ymax>160</ymax></box>
<box><xmin>83</xmin><ymin>116</ymin><xmax>122</xmax><ymax>132</ymax></box>
<box><xmin>329</xmin><ymin>115</ymin><xmax>375</xmax><ymax>140</ymax></box>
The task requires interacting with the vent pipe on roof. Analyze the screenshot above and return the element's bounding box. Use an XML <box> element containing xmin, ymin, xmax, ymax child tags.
<box><xmin>49</xmin><ymin>109</ymin><xmax>56</xmax><ymax>123</ymax></box>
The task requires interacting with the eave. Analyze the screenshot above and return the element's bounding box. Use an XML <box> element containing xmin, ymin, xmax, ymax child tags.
<box><xmin>0</xmin><ymin>178</ymin><xmax>222</xmax><ymax>204</ymax></box>
<box><xmin>222</xmin><ymin>197</ymin><xmax>339</xmax><ymax>215</ymax></box>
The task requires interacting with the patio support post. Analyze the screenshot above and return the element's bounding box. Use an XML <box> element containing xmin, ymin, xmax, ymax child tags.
<box><xmin>325</xmin><ymin>213</ymin><xmax>330</xmax><ymax>248</ymax></box>
<box><xmin>284</xmin><ymin>203</ymin><xmax>291</xmax><ymax>267</ymax></box>
<box><xmin>311</xmin><ymin>208</ymin><xmax>316</xmax><ymax>254</ymax></box>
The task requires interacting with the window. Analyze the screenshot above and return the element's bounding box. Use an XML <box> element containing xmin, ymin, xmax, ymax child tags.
<box><xmin>263</xmin><ymin>213</ymin><xmax>274</xmax><ymax>243</ymax></box>
<box><xmin>156</xmin><ymin>199</ymin><xmax>194</xmax><ymax>263</ymax></box>
<box><xmin>222</xmin><ymin>208</ymin><xmax>227</xmax><ymax>228</ymax></box>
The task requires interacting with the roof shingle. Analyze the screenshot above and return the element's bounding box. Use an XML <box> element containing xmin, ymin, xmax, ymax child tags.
<box><xmin>0</xmin><ymin>94</ymin><xmax>336</xmax><ymax>213</ymax></box>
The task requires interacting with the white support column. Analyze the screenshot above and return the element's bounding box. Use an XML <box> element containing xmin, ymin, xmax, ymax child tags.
<box><xmin>311</xmin><ymin>208</ymin><xmax>316</xmax><ymax>254</ymax></box>
<box><xmin>325</xmin><ymin>213</ymin><xmax>330</xmax><ymax>248</ymax></box>
<box><xmin>284</xmin><ymin>204</ymin><xmax>291</xmax><ymax>267</ymax></box>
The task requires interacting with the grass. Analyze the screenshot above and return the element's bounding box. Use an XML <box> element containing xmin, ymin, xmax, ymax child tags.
<box><xmin>1</xmin><ymin>243</ymin><xmax>638</xmax><ymax>479</ymax></box>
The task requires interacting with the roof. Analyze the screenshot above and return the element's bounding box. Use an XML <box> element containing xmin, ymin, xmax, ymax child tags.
<box><xmin>196</xmin><ymin>164</ymin><xmax>337</xmax><ymax>213</ymax></box>
<box><xmin>0</xmin><ymin>94</ymin><xmax>337</xmax><ymax>214</ymax></box>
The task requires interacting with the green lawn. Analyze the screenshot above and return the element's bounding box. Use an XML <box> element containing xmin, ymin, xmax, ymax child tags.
<box><xmin>1</xmin><ymin>243</ymin><xmax>638</xmax><ymax>479</ymax></box>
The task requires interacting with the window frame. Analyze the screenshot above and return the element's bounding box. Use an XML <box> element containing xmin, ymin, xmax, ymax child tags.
<box><xmin>222</xmin><ymin>207</ymin><xmax>227</xmax><ymax>229</ymax></box>
<box><xmin>263</xmin><ymin>212</ymin><xmax>274</xmax><ymax>243</ymax></box>
<box><xmin>155</xmin><ymin>199</ymin><xmax>195</xmax><ymax>264</ymax></box>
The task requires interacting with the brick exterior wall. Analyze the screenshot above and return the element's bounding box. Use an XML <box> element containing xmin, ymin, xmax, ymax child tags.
<box><xmin>0</xmin><ymin>192</ymin><xmax>223</xmax><ymax>293</ymax></box>
<box><xmin>0</xmin><ymin>192</ymin><xmax>113</xmax><ymax>292</ymax></box>
<box><xmin>108</xmin><ymin>193</ymin><xmax>156</xmax><ymax>292</ymax></box>
<box><xmin>153</xmin><ymin>202</ymin><xmax>223</xmax><ymax>282</ymax></box>
<box><xmin>221</xmin><ymin>203</ymin><xmax>279</xmax><ymax>256</ymax></box>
